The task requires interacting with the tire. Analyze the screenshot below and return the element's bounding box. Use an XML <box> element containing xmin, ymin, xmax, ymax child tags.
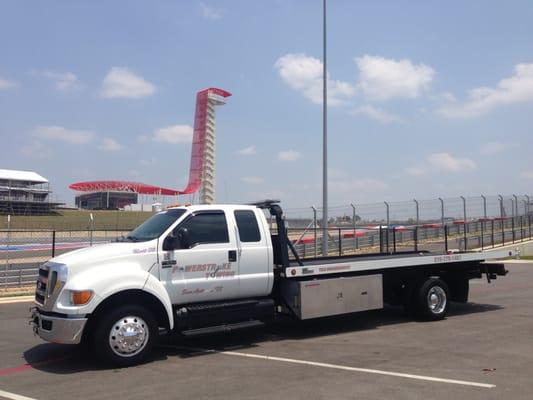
<box><xmin>414</xmin><ymin>278</ymin><xmax>450</xmax><ymax>321</ymax></box>
<box><xmin>92</xmin><ymin>304</ymin><xmax>158</xmax><ymax>367</ymax></box>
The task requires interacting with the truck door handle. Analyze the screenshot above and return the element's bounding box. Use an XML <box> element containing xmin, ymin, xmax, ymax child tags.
<box><xmin>228</xmin><ymin>250</ymin><xmax>237</xmax><ymax>262</ymax></box>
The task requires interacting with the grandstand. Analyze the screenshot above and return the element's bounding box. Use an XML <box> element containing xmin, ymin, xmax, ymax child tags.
<box><xmin>69</xmin><ymin>87</ymin><xmax>231</xmax><ymax>208</ymax></box>
<box><xmin>0</xmin><ymin>169</ymin><xmax>62</xmax><ymax>215</ymax></box>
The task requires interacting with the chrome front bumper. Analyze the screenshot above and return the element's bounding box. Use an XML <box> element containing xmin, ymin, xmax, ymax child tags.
<box><xmin>31</xmin><ymin>308</ymin><xmax>87</xmax><ymax>345</ymax></box>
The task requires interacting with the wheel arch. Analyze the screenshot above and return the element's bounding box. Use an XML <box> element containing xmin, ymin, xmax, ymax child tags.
<box><xmin>84</xmin><ymin>289</ymin><xmax>172</xmax><ymax>342</ymax></box>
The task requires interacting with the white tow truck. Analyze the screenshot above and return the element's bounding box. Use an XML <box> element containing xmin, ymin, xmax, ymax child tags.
<box><xmin>31</xmin><ymin>201</ymin><xmax>512</xmax><ymax>366</ymax></box>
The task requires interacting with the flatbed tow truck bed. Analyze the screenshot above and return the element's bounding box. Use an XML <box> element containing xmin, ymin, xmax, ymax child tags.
<box><xmin>285</xmin><ymin>249</ymin><xmax>514</xmax><ymax>278</ymax></box>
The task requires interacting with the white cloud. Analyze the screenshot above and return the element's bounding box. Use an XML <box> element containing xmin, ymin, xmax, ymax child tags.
<box><xmin>438</xmin><ymin>63</ymin><xmax>533</xmax><ymax>118</ymax></box>
<box><xmin>440</xmin><ymin>92</ymin><xmax>457</xmax><ymax>102</ymax></box>
<box><xmin>278</xmin><ymin>150</ymin><xmax>301</xmax><ymax>161</ymax></box>
<box><xmin>101</xmin><ymin>67</ymin><xmax>156</xmax><ymax>98</ymax></box>
<box><xmin>521</xmin><ymin>171</ymin><xmax>533</xmax><ymax>179</ymax></box>
<box><xmin>237</xmin><ymin>145</ymin><xmax>256</xmax><ymax>155</ymax></box>
<box><xmin>36</xmin><ymin>71</ymin><xmax>81</xmax><ymax>91</ymax></box>
<box><xmin>199</xmin><ymin>2</ymin><xmax>224</xmax><ymax>19</ymax></box>
<box><xmin>140</xmin><ymin>159</ymin><xmax>156</xmax><ymax>166</ymax></box>
<box><xmin>242</xmin><ymin>176</ymin><xmax>264</xmax><ymax>184</ymax></box>
<box><xmin>274</xmin><ymin>53</ymin><xmax>355</xmax><ymax>106</ymax></box>
<box><xmin>152</xmin><ymin>125</ymin><xmax>193</xmax><ymax>143</ymax></box>
<box><xmin>351</xmin><ymin>105</ymin><xmax>405</xmax><ymax>124</ymax></box>
<box><xmin>0</xmin><ymin>77</ymin><xmax>17</xmax><ymax>89</ymax></box>
<box><xmin>427</xmin><ymin>152</ymin><xmax>477</xmax><ymax>172</ymax></box>
<box><xmin>99</xmin><ymin>137</ymin><xmax>122</xmax><ymax>152</ymax></box>
<box><xmin>405</xmin><ymin>166</ymin><xmax>428</xmax><ymax>177</ymax></box>
<box><xmin>331</xmin><ymin>178</ymin><xmax>388</xmax><ymax>193</ymax></box>
<box><xmin>406</xmin><ymin>152</ymin><xmax>477</xmax><ymax>176</ymax></box>
<box><xmin>33</xmin><ymin>125</ymin><xmax>95</xmax><ymax>144</ymax></box>
<box><xmin>480</xmin><ymin>141</ymin><xmax>517</xmax><ymax>155</ymax></box>
<box><xmin>248</xmin><ymin>189</ymin><xmax>285</xmax><ymax>200</ymax></box>
<box><xmin>21</xmin><ymin>141</ymin><xmax>51</xmax><ymax>159</ymax></box>
<box><xmin>355</xmin><ymin>55</ymin><xmax>435</xmax><ymax>101</ymax></box>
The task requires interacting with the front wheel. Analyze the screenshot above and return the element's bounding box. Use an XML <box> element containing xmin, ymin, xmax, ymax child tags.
<box><xmin>92</xmin><ymin>305</ymin><xmax>157</xmax><ymax>367</ymax></box>
<box><xmin>414</xmin><ymin>278</ymin><xmax>450</xmax><ymax>321</ymax></box>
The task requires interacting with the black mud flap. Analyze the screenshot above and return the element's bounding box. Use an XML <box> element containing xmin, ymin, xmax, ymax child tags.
<box><xmin>485</xmin><ymin>263</ymin><xmax>508</xmax><ymax>276</ymax></box>
<box><xmin>483</xmin><ymin>262</ymin><xmax>508</xmax><ymax>283</ymax></box>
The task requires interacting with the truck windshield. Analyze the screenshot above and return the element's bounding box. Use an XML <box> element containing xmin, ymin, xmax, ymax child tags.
<box><xmin>122</xmin><ymin>209</ymin><xmax>186</xmax><ymax>242</ymax></box>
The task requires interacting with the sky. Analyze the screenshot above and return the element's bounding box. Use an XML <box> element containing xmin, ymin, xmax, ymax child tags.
<box><xmin>1</xmin><ymin>0</ymin><xmax>532</xmax><ymax>210</ymax></box>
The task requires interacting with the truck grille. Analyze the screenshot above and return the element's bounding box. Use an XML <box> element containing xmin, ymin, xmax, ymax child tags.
<box><xmin>35</xmin><ymin>266</ymin><xmax>49</xmax><ymax>305</ymax></box>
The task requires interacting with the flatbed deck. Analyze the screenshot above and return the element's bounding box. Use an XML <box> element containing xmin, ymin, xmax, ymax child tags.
<box><xmin>285</xmin><ymin>248</ymin><xmax>515</xmax><ymax>278</ymax></box>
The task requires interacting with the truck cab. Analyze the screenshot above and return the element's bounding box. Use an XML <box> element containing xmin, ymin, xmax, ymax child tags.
<box><xmin>32</xmin><ymin>204</ymin><xmax>275</xmax><ymax>366</ymax></box>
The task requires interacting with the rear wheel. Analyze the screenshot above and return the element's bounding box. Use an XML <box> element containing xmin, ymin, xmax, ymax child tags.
<box><xmin>414</xmin><ymin>278</ymin><xmax>450</xmax><ymax>321</ymax></box>
<box><xmin>92</xmin><ymin>305</ymin><xmax>157</xmax><ymax>367</ymax></box>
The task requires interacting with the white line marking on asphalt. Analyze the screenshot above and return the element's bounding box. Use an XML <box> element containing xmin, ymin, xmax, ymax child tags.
<box><xmin>164</xmin><ymin>345</ymin><xmax>495</xmax><ymax>389</ymax></box>
<box><xmin>0</xmin><ymin>296</ymin><xmax>34</xmax><ymax>305</ymax></box>
<box><xmin>0</xmin><ymin>389</ymin><xmax>37</xmax><ymax>400</ymax></box>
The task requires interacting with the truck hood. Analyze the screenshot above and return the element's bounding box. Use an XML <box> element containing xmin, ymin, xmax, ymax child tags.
<box><xmin>49</xmin><ymin>241</ymin><xmax>158</xmax><ymax>272</ymax></box>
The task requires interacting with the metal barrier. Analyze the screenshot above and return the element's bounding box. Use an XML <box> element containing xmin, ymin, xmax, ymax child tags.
<box><xmin>1</xmin><ymin>210</ymin><xmax>532</xmax><ymax>290</ymax></box>
<box><xmin>287</xmin><ymin>215</ymin><xmax>533</xmax><ymax>259</ymax></box>
<box><xmin>1</xmin><ymin>229</ymin><xmax>128</xmax><ymax>290</ymax></box>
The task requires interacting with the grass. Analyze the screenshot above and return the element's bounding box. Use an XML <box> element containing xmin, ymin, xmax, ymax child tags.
<box><xmin>0</xmin><ymin>209</ymin><xmax>154</xmax><ymax>231</ymax></box>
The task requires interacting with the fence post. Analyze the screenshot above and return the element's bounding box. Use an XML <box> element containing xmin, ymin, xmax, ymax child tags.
<box><xmin>351</xmin><ymin>203</ymin><xmax>357</xmax><ymax>251</ymax></box>
<box><xmin>512</xmin><ymin>217</ymin><xmax>515</xmax><ymax>243</ymax></box>
<box><xmin>89</xmin><ymin>212</ymin><xmax>94</xmax><ymax>246</ymax></box>
<box><xmin>4</xmin><ymin>215</ymin><xmax>11</xmax><ymax>291</ymax></box>
<box><xmin>414</xmin><ymin>199</ymin><xmax>419</xmax><ymax>227</ymax></box>
<box><xmin>498</xmin><ymin>195</ymin><xmax>504</xmax><ymax>219</ymax></box>
<box><xmin>439</xmin><ymin>198</ymin><xmax>444</xmax><ymax>227</ymax></box>
<box><xmin>392</xmin><ymin>227</ymin><xmax>396</xmax><ymax>253</ymax></box>
<box><xmin>311</xmin><ymin>206</ymin><xmax>317</xmax><ymax>258</ymax></box>
<box><xmin>502</xmin><ymin>218</ymin><xmax>505</xmax><ymax>246</ymax></box>
<box><xmin>338</xmin><ymin>227</ymin><xmax>342</xmax><ymax>256</ymax></box>
<box><xmin>481</xmin><ymin>219</ymin><xmax>484</xmax><ymax>250</ymax></box>
<box><xmin>491</xmin><ymin>219</ymin><xmax>495</xmax><ymax>248</ymax></box>
<box><xmin>444</xmin><ymin>224</ymin><xmax>448</xmax><ymax>253</ymax></box>
<box><xmin>379</xmin><ymin>226</ymin><xmax>383</xmax><ymax>253</ymax></box>
<box><xmin>52</xmin><ymin>230</ymin><xmax>56</xmax><ymax>258</ymax></box>
<box><xmin>460</xmin><ymin>196</ymin><xmax>467</xmax><ymax>250</ymax></box>
<box><xmin>414</xmin><ymin>226</ymin><xmax>418</xmax><ymax>252</ymax></box>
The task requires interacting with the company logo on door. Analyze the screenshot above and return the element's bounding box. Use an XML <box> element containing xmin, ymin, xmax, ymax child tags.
<box><xmin>174</xmin><ymin>263</ymin><xmax>235</xmax><ymax>278</ymax></box>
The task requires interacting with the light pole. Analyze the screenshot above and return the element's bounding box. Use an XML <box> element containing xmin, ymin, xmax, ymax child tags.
<box><xmin>321</xmin><ymin>0</ymin><xmax>328</xmax><ymax>256</ymax></box>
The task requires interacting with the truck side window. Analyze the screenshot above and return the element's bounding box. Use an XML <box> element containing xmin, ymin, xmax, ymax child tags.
<box><xmin>234</xmin><ymin>210</ymin><xmax>261</xmax><ymax>242</ymax></box>
<box><xmin>180</xmin><ymin>212</ymin><xmax>229</xmax><ymax>247</ymax></box>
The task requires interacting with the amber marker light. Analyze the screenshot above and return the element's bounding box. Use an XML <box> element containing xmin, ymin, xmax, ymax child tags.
<box><xmin>70</xmin><ymin>290</ymin><xmax>93</xmax><ymax>305</ymax></box>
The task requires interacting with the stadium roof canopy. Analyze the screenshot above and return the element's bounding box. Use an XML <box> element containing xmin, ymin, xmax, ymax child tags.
<box><xmin>69</xmin><ymin>181</ymin><xmax>181</xmax><ymax>196</ymax></box>
<box><xmin>0</xmin><ymin>169</ymin><xmax>48</xmax><ymax>183</ymax></box>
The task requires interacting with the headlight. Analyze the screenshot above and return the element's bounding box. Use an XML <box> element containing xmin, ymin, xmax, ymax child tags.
<box><xmin>70</xmin><ymin>290</ymin><xmax>93</xmax><ymax>305</ymax></box>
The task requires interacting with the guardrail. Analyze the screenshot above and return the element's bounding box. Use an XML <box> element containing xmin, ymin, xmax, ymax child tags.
<box><xmin>1</xmin><ymin>215</ymin><xmax>531</xmax><ymax>290</ymax></box>
<box><xmin>0</xmin><ymin>229</ymin><xmax>128</xmax><ymax>290</ymax></box>
<box><xmin>287</xmin><ymin>214</ymin><xmax>532</xmax><ymax>259</ymax></box>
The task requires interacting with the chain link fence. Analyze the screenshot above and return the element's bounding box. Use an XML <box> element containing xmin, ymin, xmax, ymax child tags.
<box><xmin>1</xmin><ymin>193</ymin><xmax>532</xmax><ymax>291</ymax></box>
<box><xmin>1</xmin><ymin>229</ymin><xmax>128</xmax><ymax>290</ymax></box>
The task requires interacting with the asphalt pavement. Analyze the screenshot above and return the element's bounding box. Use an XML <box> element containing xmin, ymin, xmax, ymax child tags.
<box><xmin>0</xmin><ymin>262</ymin><xmax>532</xmax><ymax>400</ymax></box>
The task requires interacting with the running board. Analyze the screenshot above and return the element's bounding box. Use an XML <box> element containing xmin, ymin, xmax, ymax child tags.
<box><xmin>181</xmin><ymin>320</ymin><xmax>264</xmax><ymax>336</ymax></box>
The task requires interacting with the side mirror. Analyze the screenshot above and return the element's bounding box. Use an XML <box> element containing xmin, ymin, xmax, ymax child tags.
<box><xmin>162</xmin><ymin>233</ymin><xmax>180</xmax><ymax>251</ymax></box>
<box><xmin>176</xmin><ymin>227</ymin><xmax>191</xmax><ymax>249</ymax></box>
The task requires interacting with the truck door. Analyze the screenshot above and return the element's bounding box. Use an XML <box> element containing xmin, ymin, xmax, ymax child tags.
<box><xmin>233</xmin><ymin>209</ymin><xmax>272</xmax><ymax>297</ymax></box>
<box><xmin>160</xmin><ymin>210</ymin><xmax>239</xmax><ymax>305</ymax></box>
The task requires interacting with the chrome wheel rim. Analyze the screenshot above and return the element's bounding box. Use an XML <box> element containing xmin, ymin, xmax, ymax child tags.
<box><xmin>427</xmin><ymin>286</ymin><xmax>446</xmax><ymax>314</ymax></box>
<box><xmin>109</xmin><ymin>315</ymin><xmax>149</xmax><ymax>357</ymax></box>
